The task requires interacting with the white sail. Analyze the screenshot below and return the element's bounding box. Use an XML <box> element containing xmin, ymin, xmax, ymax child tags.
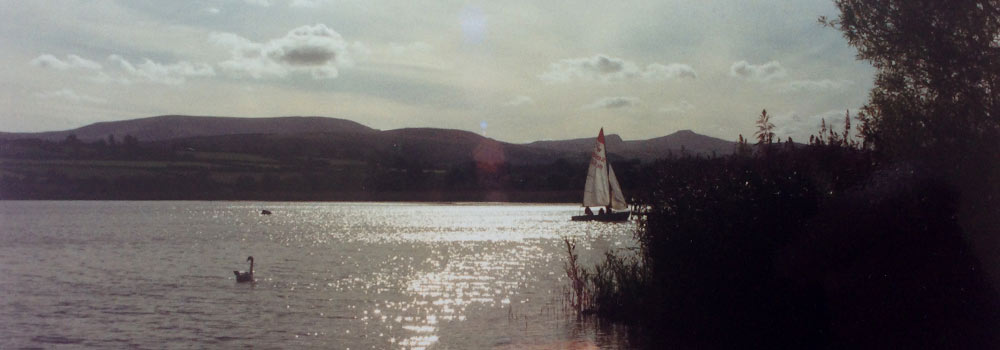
<box><xmin>582</xmin><ymin>129</ymin><xmax>610</xmax><ymax>207</ymax></box>
<box><xmin>608</xmin><ymin>164</ymin><xmax>627</xmax><ymax>210</ymax></box>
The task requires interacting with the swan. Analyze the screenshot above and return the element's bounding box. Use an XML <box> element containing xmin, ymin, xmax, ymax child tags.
<box><xmin>234</xmin><ymin>256</ymin><xmax>254</xmax><ymax>282</ymax></box>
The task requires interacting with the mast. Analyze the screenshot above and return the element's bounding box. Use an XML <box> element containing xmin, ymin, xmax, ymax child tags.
<box><xmin>583</xmin><ymin>128</ymin><xmax>622</xmax><ymax>209</ymax></box>
<box><xmin>604</xmin><ymin>127</ymin><xmax>612</xmax><ymax>208</ymax></box>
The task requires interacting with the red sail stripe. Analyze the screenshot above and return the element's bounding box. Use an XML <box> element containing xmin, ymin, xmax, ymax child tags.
<box><xmin>597</xmin><ymin>128</ymin><xmax>605</xmax><ymax>144</ymax></box>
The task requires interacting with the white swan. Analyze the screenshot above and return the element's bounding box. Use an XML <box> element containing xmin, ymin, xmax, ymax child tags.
<box><xmin>234</xmin><ymin>256</ymin><xmax>254</xmax><ymax>282</ymax></box>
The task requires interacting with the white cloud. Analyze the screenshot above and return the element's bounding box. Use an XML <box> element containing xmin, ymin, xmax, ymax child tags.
<box><xmin>730</xmin><ymin>60</ymin><xmax>786</xmax><ymax>82</ymax></box>
<box><xmin>30</xmin><ymin>54</ymin><xmax>102</xmax><ymax>70</ymax></box>
<box><xmin>642</xmin><ymin>63</ymin><xmax>697</xmax><ymax>80</ymax></box>
<box><xmin>659</xmin><ymin>100</ymin><xmax>695</xmax><ymax>114</ymax></box>
<box><xmin>35</xmin><ymin>89</ymin><xmax>106</xmax><ymax>104</ymax></box>
<box><xmin>540</xmin><ymin>54</ymin><xmax>696</xmax><ymax>83</ymax></box>
<box><xmin>211</xmin><ymin>24</ymin><xmax>361</xmax><ymax>79</ymax></box>
<box><xmin>584</xmin><ymin>96</ymin><xmax>640</xmax><ymax>110</ymax></box>
<box><xmin>108</xmin><ymin>55</ymin><xmax>215</xmax><ymax>85</ymax></box>
<box><xmin>505</xmin><ymin>95</ymin><xmax>534</xmax><ymax>106</ymax></box>
<box><xmin>778</xmin><ymin>79</ymin><xmax>854</xmax><ymax>93</ymax></box>
<box><xmin>29</xmin><ymin>53</ymin><xmax>211</xmax><ymax>85</ymax></box>
<box><xmin>204</xmin><ymin>7</ymin><xmax>221</xmax><ymax>14</ymax></box>
<box><xmin>244</xmin><ymin>0</ymin><xmax>271</xmax><ymax>7</ymax></box>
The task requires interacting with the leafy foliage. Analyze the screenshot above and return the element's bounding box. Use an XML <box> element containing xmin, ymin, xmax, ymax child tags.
<box><xmin>754</xmin><ymin>109</ymin><xmax>775</xmax><ymax>146</ymax></box>
<box><xmin>575</xmin><ymin>142</ymin><xmax>998</xmax><ymax>348</ymax></box>
<box><xmin>823</xmin><ymin>0</ymin><xmax>1000</xmax><ymax>162</ymax></box>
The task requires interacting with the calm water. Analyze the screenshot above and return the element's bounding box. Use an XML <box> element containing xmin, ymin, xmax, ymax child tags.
<box><xmin>0</xmin><ymin>201</ymin><xmax>636</xmax><ymax>349</ymax></box>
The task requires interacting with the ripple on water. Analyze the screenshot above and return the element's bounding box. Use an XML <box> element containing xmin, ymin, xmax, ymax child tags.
<box><xmin>0</xmin><ymin>202</ymin><xmax>637</xmax><ymax>349</ymax></box>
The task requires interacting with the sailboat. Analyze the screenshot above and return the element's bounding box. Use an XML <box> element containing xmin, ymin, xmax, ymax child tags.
<box><xmin>571</xmin><ymin>128</ymin><xmax>630</xmax><ymax>222</ymax></box>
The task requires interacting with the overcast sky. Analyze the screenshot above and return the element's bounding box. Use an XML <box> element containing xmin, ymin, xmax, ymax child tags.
<box><xmin>0</xmin><ymin>0</ymin><xmax>874</xmax><ymax>143</ymax></box>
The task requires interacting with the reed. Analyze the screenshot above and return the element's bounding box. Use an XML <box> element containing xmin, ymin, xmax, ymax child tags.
<box><xmin>566</xmin><ymin>146</ymin><xmax>999</xmax><ymax>348</ymax></box>
<box><xmin>561</xmin><ymin>238</ymin><xmax>590</xmax><ymax>312</ymax></box>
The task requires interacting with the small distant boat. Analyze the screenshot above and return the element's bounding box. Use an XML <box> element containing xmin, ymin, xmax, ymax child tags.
<box><xmin>260</xmin><ymin>210</ymin><xmax>272</xmax><ymax>215</ymax></box>
<box><xmin>571</xmin><ymin>128</ymin><xmax>630</xmax><ymax>222</ymax></box>
<box><xmin>234</xmin><ymin>256</ymin><xmax>254</xmax><ymax>282</ymax></box>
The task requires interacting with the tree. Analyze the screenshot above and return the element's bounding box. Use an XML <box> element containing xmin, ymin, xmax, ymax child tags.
<box><xmin>754</xmin><ymin>109</ymin><xmax>775</xmax><ymax>146</ymax></box>
<box><xmin>825</xmin><ymin>1</ymin><xmax>1000</xmax><ymax>328</ymax></box>
<box><xmin>735</xmin><ymin>134</ymin><xmax>753</xmax><ymax>157</ymax></box>
<box><xmin>817</xmin><ymin>118</ymin><xmax>828</xmax><ymax>145</ymax></box>
<box><xmin>822</xmin><ymin>0</ymin><xmax>1000</xmax><ymax>160</ymax></box>
<box><xmin>827</xmin><ymin>118</ymin><xmax>841</xmax><ymax>147</ymax></box>
<box><xmin>842</xmin><ymin>110</ymin><xmax>854</xmax><ymax>148</ymax></box>
<box><xmin>62</xmin><ymin>134</ymin><xmax>80</xmax><ymax>146</ymax></box>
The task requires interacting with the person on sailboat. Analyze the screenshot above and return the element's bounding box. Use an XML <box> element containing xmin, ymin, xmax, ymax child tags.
<box><xmin>598</xmin><ymin>208</ymin><xmax>605</xmax><ymax>215</ymax></box>
<box><xmin>585</xmin><ymin>207</ymin><xmax>594</xmax><ymax>216</ymax></box>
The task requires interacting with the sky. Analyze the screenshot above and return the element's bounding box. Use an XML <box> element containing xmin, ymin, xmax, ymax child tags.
<box><xmin>0</xmin><ymin>0</ymin><xmax>875</xmax><ymax>143</ymax></box>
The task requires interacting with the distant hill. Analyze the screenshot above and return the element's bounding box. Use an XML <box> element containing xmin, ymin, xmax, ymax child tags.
<box><xmin>0</xmin><ymin>115</ymin><xmax>743</xmax><ymax>200</ymax></box>
<box><xmin>0</xmin><ymin>115</ymin><xmax>734</xmax><ymax>165</ymax></box>
<box><xmin>152</xmin><ymin>127</ymin><xmax>577</xmax><ymax>168</ymax></box>
<box><xmin>527</xmin><ymin>130</ymin><xmax>735</xmax><ymax>160</ymax></box>
<box><xmin>527</xmin><ymin>133</ymin><xmax>628</xmax><ymax>153</ymax></box>
<box><xmin>0</xmin><ymin>115</ymin><xmax>377</xmax><ymax>142</ymax></box>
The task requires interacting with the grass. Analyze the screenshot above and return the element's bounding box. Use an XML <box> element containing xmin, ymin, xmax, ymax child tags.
<box><xmin>0</xmin><ymin>157</ymin><xmax>216</xmax><ymax>169</ymax></box>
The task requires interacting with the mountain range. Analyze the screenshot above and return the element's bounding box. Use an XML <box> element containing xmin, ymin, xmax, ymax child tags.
<box><xmin>0</xmin><ymin>115</ymin><xmax>736</xmax><ymax>164</ymax></box>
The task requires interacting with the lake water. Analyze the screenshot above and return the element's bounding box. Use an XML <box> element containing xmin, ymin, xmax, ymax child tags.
<box><xmin>0</xmin><ymin>201</ymin><xmax>637</xmax><ymax>349</ymax></box>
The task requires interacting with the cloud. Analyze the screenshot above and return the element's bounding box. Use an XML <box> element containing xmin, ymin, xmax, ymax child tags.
<box><xmin>35</xmin><ymin>89</ymin><xmax>106</xmax><ymax>104</ymax></box>
<box><xmin>211</xmin><ymin>24</ymin><xmax>361</xmax><ymax>79</ymax></box>
<box><xmin>778</xmin><ymin>79</ymin><xmax>854</xmax><ymax>93</ymax></box>
<box><xmin>30</xmin><ymin>54</ymin><xmax>102</xmax><ymax>70</ymax></box>
<box><xmin>540</xmin><ymin>54</ymin><xmax>696</xmax><ymax>83</ymax></box>
<box><xmin>29</xmin><ymin>53</ymin><xmax>210</xmax><ymax>85</ymax></box>
<box><xmin>584</xmin><ymin>96</ymin><xmax>640</xmax><ymax>110</ymax></box>
<box><xmin>108</xmin><ymin>55</ymin><xmax>215</xmax><ymax>85</ymax></box>
<box><xmin>643</xmin><ymin>63</ymin><xmax>697</xmax><ymax>80</ymax></box>
<box><xmin>204</xmin><ymin>7</ymin><xmax>221</xmax><ymax>14</ymax></box>
<box><xmin>659</xmin><ymin>100</ymin><xmax>695</xmax><ymax>114</ymax></box>
<box><xmin>540</xmin><ymin>55</ymin><xmax>637</xmax><ymax>82</ymax></box>
<box><xmin>505</xmin><ymin>95</ymin><xmax>534</xmax><ymax>106</ymax></box>
<box><xmin>730</xmin><ymin>60</ymin><xmax>786</xmax><ymax>82</ymax></box>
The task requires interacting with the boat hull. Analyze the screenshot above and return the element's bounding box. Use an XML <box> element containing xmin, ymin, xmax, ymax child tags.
<box><xmin>571</xmin><ymin>211</ymin><xmax>631</xmax><ymax>222</ymax></box>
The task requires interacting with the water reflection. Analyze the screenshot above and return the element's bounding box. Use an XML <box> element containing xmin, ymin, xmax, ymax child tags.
<box><xmin>0</xmin><ymin>201</ymin><xmax>636</xmax><ymax>349</ymax></box>
<box><xmin>255</xmin><ymin>203</ymin><xmax>638</xmax><ymax>349</ymax></box>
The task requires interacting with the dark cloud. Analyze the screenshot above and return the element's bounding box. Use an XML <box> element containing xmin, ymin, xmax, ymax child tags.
<box><xmin>540</xmin><ymin>54</ymin><xmax>636</xmax><ymax>82</ymax></box>
<box><xmin>730</xmin><ymin>60</ymin><xmax>786</xmax><ymax>81</ymax></box>
<box><xmin>584</xmin><ymin>96</ymin><xmax>640</xmax><ymax>109</ymax></box>
<box><xmin>541</xmin><ymin>54</ymin><xmax>695</xmax><ymax>83</ymax></box>
<box><xmin>213</xmin><ymin>24</ymin><xmax>360</xmax><ymax>79</ymax></box>
<box><xmin>275</xmin><ymin>46</ymin><xmax>337</xmax><ymax>65</ymax></box>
